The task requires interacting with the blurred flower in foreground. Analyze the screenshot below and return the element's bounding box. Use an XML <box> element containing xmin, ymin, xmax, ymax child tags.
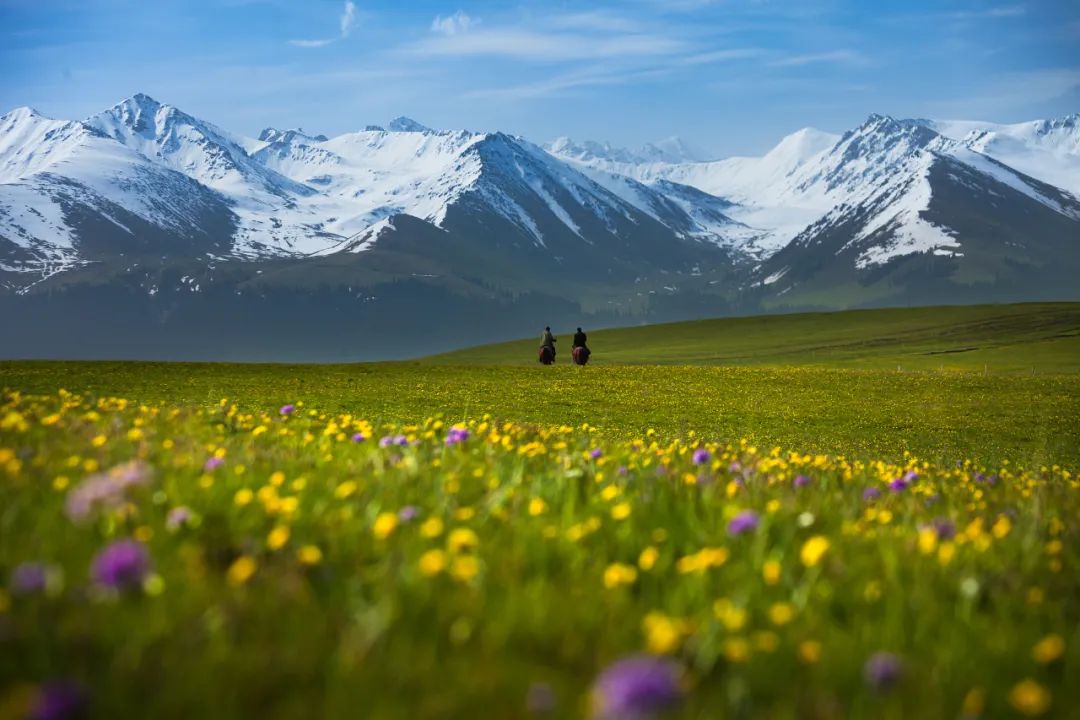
<box><xmin>65</xmin><ymin>461</ymin><xmax>152</xmax><ymax>523</ymax></box>
<box><xmin>692</xmin><ymin>448</ymin><xmax>711</xmax><ymax>466</ymax></box>
<box><xmin>1009</xmin><ymin>679</ymin><xmax>1051</xmax><ymax>716</ymax></box>
<box><xmin>91</xmin><ymin>540</ymin><xmax>151</xmax><ymax>591</ymax></box>
<box><xmin>727</xmin><ymin>510</ymin><xmax>760</xmax><ymax>537</ymax></box>
<box><xmin>525</xmin><ymin>681</ymin><xmax>556</xmax><ymax>715</ymax></box>
<box><xmin>11</xmin><ymin>562</ymin><xmax>49</xmax><ymax>595</ymax></box>
<box><xmin>30</xmin><ymin>680</ymin><xmax>86</xmax><ymax>720</ymax></box>
<box><xmin>446</xmin><ymin>427</ymin><xmax>470</xmax><ymax>445</ymax></box>
<box><xmin>863</xmin><ymin>652</ymin><xmax>903</xmax><ymax>693</ymax></box>
<box><xmin>279</xmin><ymin>404</ymin><xmax>295</xmax><ymax>416</ymax></box>
<box><xmin>591</xmin><ymin>655</ymin><xmax>683</xmax><ymax>719</ymax></box>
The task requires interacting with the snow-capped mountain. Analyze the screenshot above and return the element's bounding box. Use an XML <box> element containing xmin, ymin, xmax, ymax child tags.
<box><xmin>0</xmin><ymin>106</ymin><xmax>236</xmax><ymax>287</ymax></box>
<box><xmin>918</xmin><ymin>115</ymin><xmax>1080</xmax><ymax>196</ymax></box>
<box><xmin>1</xmin><ymin>94</ymin><xmax>1078</xmax><ymax>360</ymax></box>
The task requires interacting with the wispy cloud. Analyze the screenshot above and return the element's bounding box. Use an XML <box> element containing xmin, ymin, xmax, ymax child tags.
<box><xmin>465</xmin><ymin>65</ymin><xmax>670</xmax><ymax>101</ymax></box>
<box><xmin>546</xmin><ymin>11</ymin><xmax>647</xmax><ymax>33</ymax></box>
<box><xmin>431</xmin><ymin>10</ymin><xmax>476</xmax><ymax>36</ymax></box>
<box><xmin>769</xmin><ymin>50</ymin><xmax>865</xmax><ymax>68</ymax></box>
<box><xmin>925</xmin><ymin>66</ymin><xmax>1080</xmax><ymax>116</ymax></box>
<box><xmin>401</xmin><ymin>28</ymin><xmax>685</xmax><ymax>62</ymax></box>
<box><xmin>947</xmin><ymin>4</ymin><xmax>1027</xmax><ymax>20</ymax></box>
<box><xmin>289</xmin><ymin>1</ymin><xmax>357</xmax><ymax>48</ymax></box>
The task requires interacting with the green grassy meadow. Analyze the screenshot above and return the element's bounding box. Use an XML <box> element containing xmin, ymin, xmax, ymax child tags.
<box><xmin>1</xmin><ymin>303</ymin><xmax>1077</xmax><ymax>719</ymax></box>
<box><xmin>429</xmin><ymin>302</ymin><xmax>1080</xmax><ymax>373</ymax></box>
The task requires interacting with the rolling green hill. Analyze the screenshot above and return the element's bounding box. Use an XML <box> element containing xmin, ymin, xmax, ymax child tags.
<box><xmin>425</xmin><ymin>302</ymin><xmax>1080</xmax><ymax>373</ymax></box>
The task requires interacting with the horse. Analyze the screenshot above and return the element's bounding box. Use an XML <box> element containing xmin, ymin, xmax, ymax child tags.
<box><xmin>572</xmin><ymin>346</ymin><xmax>590</xmax><ymax>366</ymax></box>
<box><xmin>539</xmin><ymin>345</ymin><xmax>555</xmax><ymax>365</ymax></box>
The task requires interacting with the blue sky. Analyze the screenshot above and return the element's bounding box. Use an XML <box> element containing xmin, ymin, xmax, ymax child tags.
<box><xmin>1</xmin><ymin>0</ymin><xmax>1077</xmax><ymax>156</ymax></box>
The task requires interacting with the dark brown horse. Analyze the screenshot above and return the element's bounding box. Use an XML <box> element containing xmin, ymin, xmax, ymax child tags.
<box><xmin>572</xmin><ymin>346</ymin><xmax>590</xmax><ymax>366</ymax></box>
<box><xmin>539</xmin><ymin>345</ymin><xmax>555</xmax><ymax>365</ymax></box>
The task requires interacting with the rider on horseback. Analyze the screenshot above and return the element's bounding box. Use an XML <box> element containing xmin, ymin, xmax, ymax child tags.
<box><xmin>572</xmin><ymin>327</ymin><xmax>591</xmax><ymax>365</ymax></box>
<box><xmin>540</xmin><ymin>327</ymin><xmax>557</xmax><ymax>361</ymax></box>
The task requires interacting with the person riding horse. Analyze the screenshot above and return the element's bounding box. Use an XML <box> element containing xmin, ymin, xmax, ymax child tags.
<box><xmin>539</xmin><ymin>327</ymin><xmax>557</xmax><ymax>364</ymax></box>
<box><xmin>572</xmin><ymin>327</ymin><xmax>591</xmax><ymax>365</ymax></box>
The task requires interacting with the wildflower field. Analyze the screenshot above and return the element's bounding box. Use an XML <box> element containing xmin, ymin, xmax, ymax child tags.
<box><xmin>1</xmin><ymin>353</ymin><xmax>1078</xmax><ymax>718</ymax></box>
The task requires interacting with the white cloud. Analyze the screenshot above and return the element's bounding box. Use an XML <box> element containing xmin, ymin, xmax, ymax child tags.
<box><xmin>289</xmin><ymin>38</ymin><xmax>336</xmax><ymax>48</ymax></box>
<box><xmin>769</xmin><ymin>50</ymin><xmax>865</xmax><ymax>68</ymax></box>
<box><xmin>431</xmin><ymin>10</ymin><xmax>475</xmax><ymax>36</ymax></box>
<box><xmin>403</xmin><ymin>28</ymin><xmax>685</xmax><ymax>61</ymax></box>
<box><xmin>340</xmin><ymin>1</ymin><xmax>358</xmax><ymax>37</ymax></box>
<box><xmin>289</xmin><ymin>1</ymin><xmax>358</xmax><ymax>48</ymax></box>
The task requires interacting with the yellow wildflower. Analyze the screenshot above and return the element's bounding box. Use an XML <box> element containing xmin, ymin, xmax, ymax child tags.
<box><xmin>611</xmin><ymin>502</ymin><xmax>632</xmax><ymax>520</ymax></box>
<box><xmin>1008</xmin><ymin>679</ymin><xmax>1050</xmax><ymax>716</ymax></box>
<box><xmin>962</xmin><ymin>688</ymin><xmax>985</xmax><ymax>718</ymax></box>
<box><xmin>448</xmin><ymin>528</ymin><xmax>479</xmax><ymax>554</ymax></box>
<box><xmin>334</xmin><ymin>480</ymin><xmax>358</xmax><ymax>499</ymax></box>
<box><xmin>233</xmin><ymin>488</ymin><xmax>253</xmax><ymax>506</ymax></box>
<box><xmin>603</xmin><ymin>563</ymin><xmax>638</xmax><ymax>589</ymax></box>
<box><xmin>1031</xmin><ymin>634</ymin><xmax>1065</xmax><ymax>665</ymax></box>
<box><xmin>267</xmin><ymin>525</ymin><xmax>290</xmax><ymax>550</ymax></box>
<box><xmin>642</xmin><ymin>612</ymin><xmax>684</xmax><ymax>654</ymax></box>
<box><xmin>638</xmin><ymin>546</ymin><xmax>659</xmax><ymax>571</ymax></box>
<box><xmin>762</xmin><ymin>559</ymin><xmax>781</xmax><ymax>585</ymax></box>
<box><xmin>800</xmin><ymin>536</ymin><xmax>830</xmax><ymax>567</ymax></box>
<box><xmin>768</xmin><ymin>602</ymin><xmax>796</xmax><ymax>626</ymax></box>
<box><xmin>528</xmin><ymin>498</ymin><xmax>547</xmax><ymax>516</ymax></box>
<box><xmin>450</xmin><ymin>556</ymin><xmax>480</xmax><ymax>582</ymax></box>
<box><xmin>917</xmin><ymin>528</ymin><xmax>938</xmax><ymax>554</ymax></box>
<box><xmin>297</xmin><ymin>545</ymin><xmax>323</xmax><ymax>565</ymax></box>
<box><xmin>419</xmin><ymin>549</ymin><xmax>448</xmax><ymax>576</ymax></box>
<box><xmin>798</xmin><ymin>640</ymin><xmax>822</xmax><ymax>665</ymax></box>
<box><xmin>227</xmin><ymin>556</ymin><xmax>257</xmax><ymax>586</ymax></box>
<box><xmin>420</xmin><ymin>517</ymin><xmax>444</xmax><ymax>538</ymax></box>
<box><xmin>373</xmin><ymin>512</ymin><xmax>398</xmax><ymax>540</ymax></box>
<box><xmin>723</xmin><ymin>637</ymin><xmax>751</xmax><ymax>663</ymax></box>
<box><xmin>713</xmin><ymin>598</ymin><xmax>747</xmax><ymax>632</ymax></box>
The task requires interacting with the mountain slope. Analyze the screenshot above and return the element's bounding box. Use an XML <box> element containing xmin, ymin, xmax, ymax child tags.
<box><xmin>755</xmin><ymin>118</ymin><xmax>1080</xmax><ymax>307</ymax></box>
<box><xmin>0</xmin><ymin>106</ymin><xmax>238</xmax><ymax>290</ymax></box>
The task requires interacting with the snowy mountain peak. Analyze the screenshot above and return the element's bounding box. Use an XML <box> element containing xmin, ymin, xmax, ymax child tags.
<box><xmin>387</xmin><ymin>116</ymin><xmax>433</xmax><ymax>133</ymax></box>
<box><xmin>258</xmin><ymin>128</ymin><xmax>328</xmax><ymax>144</ymax></box>
<box><xmin>639</xmin><ymin>136</ymin><xmax>709</xmax><ymax>163</ymax></box>
<box><xmin>2</xmin><ymin>106</ymin><xmax>47</xmax><ymax>124</ymax></box>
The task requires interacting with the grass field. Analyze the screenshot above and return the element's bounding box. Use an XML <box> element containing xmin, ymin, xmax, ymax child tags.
<box><xmin>1</xmin><ymin>303</ymin><xmax>1078</xmax><ymax>719</ymax></box>
<box><xmin>429</xmin><ymin>302</ymin><xmax>1080</xmax><ymax>373</ymax></box>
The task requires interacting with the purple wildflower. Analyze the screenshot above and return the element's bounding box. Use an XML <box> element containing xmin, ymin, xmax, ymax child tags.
<box><xmin>526</xmin><ymin>682</ymin><xmax>557</xmax><ymax>715</ymax></box>
<box><xmin>617</xmin><ymin>465</ymin><xmax>629</xmax><ymax>477</ymax></box>
<box><xmin>30</xmin><ymin>681</ymin><xmax>86</xmax><ymax>720</ymax></box>
<box><xmin>863</xmin><ymin>487</ymin><xmax>882</xmax><ymax>502</ymax></box>
<box><xmin>793</xmin><ymin>474</ymin><xmax>811</xmax><ymax>488</ymax></box>
<box><xmin>902</xmin><ymin>470</ymin><xmax>918</xmax><ymax>483</ymax></box>
<box><xmin>591</xmin><ymin>655</ymin><xmax>683</xmax><ymax>720</ymax></box>
<box><xmin>931</xmin><ymin>517</ymin><xmax>956</xmax><ymax>540</ymax></box>
<box><xmin>279</xmin><ymin>404</ymin><xmax>296</xmax><ymax>416</ymax></box>
<box><xmin>91</xmin><ymin>539</ymin><xmax>151</xmax><ymax>591</ymax></box>
<box><xmin>204</xmin><ymin>456</ymin><xmax>224</xmax><ymax>472</ymax></box>
<box><xmin>863</xmin><ymin>652</ymin><xmax>903</xmax><ymax>693</ymax></box>
<box><xmin>64</xmin><ymin>461</ymin><xmax>153</xmax><ymax>523</ymax></box>
<box><xmin>166</xmin><ymin>506</ymin><xmax>192</xmax><ymax>531</ymax></box>
<box><xmin>11</xmin><ymin>562</ymin><xmax>49</xmax><ymax>594</ymax></box>
<box><xmin>398</xmin><ymin>505</ymin><xmax>419</xmax><ymax>522</ymax></box>
<box><xmin>351</xmin><ymin>432</ymin><xmax>366</xmax><ymax>443</ymax></box>
<box><xmin>727</xmin><ymin>510</ymin><xmax>760</xmax><ymax>537</ymax></box>
<box><xmin>379</xmin><ymin>434</ymin><xmax>409</xmax><ymax>448</ymax></box>
<box><xmin>888</xmin><ymin>477</ymin><xmax>909</xmax><ymax>493</ymax></box>
<box><xmin>590</xmin><ymin>448</ymin><xmax>603</xmax><ymax>460</ymax></box>
<box><xmin>692</xmin><ymin>448</ymin><xmax>711</xmax><ymax>466</ymax></box>
<box><xmin>446</xmin><ymin>427</ymin><xmax>471</xmax><ymax>446</ymax></box>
